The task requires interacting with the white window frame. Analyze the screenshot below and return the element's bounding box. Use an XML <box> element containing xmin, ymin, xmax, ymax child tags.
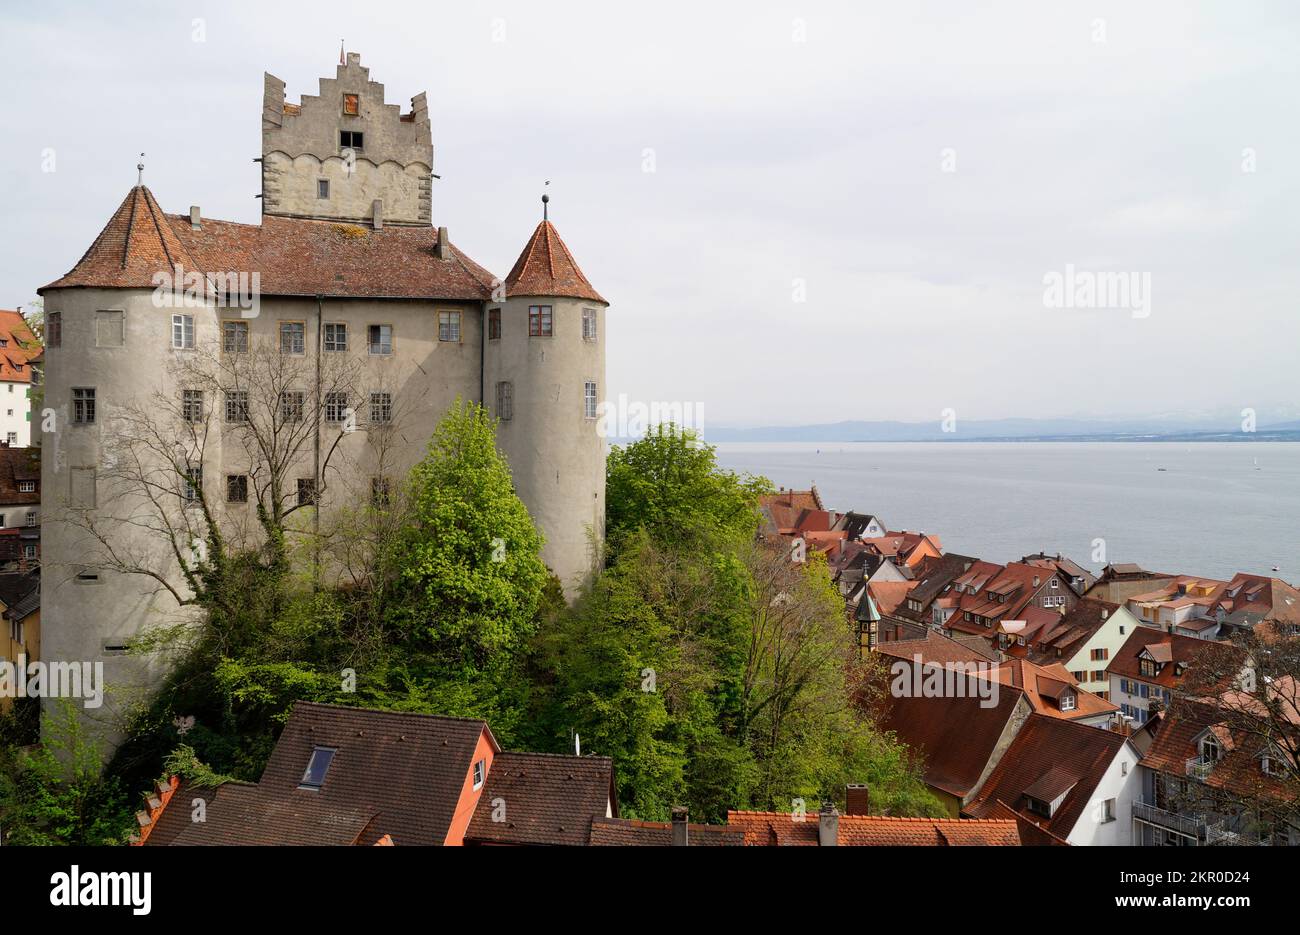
<box><xmin>172</xmin><ymin>314</ymin><xmax>195</xmax><ymax>350</ymax></box>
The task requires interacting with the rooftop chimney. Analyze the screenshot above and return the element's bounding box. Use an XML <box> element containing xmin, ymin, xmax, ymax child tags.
<box><xmin>671</xmin><ymin>805</ymin><xmax>689</xmax><ymax>846</ymax></box>
<box><xmin>189</xmin><ymin>206</ymin><xmax>201</xmax><ymax>230</ymax></box>
<box><xmin>818</xmin><ymin>802</ymin><xmax>839</xmax><ymax>846</ymax></box>
<box><xmin>372</xmin><ymin>199</ymin><xmax>383</xmax><ymax>230</ymax></box>
<box><xmin>845</xmin><ymin>784</ymin><xmax>870</xmax><ymax>816</ymax></box>
<box><xmin>435</xmin><ymin>226</ymin><xmax>450</xmax><ymax>260</ymax></box>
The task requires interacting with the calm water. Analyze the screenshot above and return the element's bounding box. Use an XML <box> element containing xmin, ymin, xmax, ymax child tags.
<box><xmin>713</xmin><ymin>442</ymin><xmax>1300</xmax><ymax>583</ymax></box>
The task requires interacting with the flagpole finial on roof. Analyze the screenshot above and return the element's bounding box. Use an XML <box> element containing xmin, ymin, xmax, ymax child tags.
<box><xmin>136</xmin><ymin>153</ymin><xmax>145</xmax><ymax>187</ymax></box>
<box><xmin>340</xmin><ymin>39</ymin><xmax>346</xmax><ymax>65</ymax></box>
<box><xmin>542</xmin><ymin>180</ymin><xmax>550</xmax><ymax>220</ymax></box>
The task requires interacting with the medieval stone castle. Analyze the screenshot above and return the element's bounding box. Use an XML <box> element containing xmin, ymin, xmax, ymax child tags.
<box><xmin>38</xmin><ymin>54</ymin><xmax>608</xmax><ymax>743</ymax></box>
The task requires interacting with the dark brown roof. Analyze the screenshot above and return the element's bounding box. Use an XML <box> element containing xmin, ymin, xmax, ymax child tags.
<box><xmin>0</xmin><ymin>447</ymin><xmax>39</xmax><ymax>505</ymax></box>
<box><xmin>898</xmin><ymin>552</ymin><xmax>979</xmax><ymax>619</ymax></box>
<box><xmin>965</xmin><ymin>714</ymin><xmax>1129</xmax><ymax>838</ymax></box>
<box><xmin>172</xmin><ymin>782</ymin><xmax>377</xmax><ymax>846</ymax></box>
<box><xmin>503</xmin><ymin>219</ymin><xmax>606</xmax><ymax>303</ymax></box>
<box><xmin>143</xmin><ymin>779</ymin><xmax>239</xmax><ymax>846</ymax></box>
<box><xmin>590</xmin><ymin>817</ymin><xmax>745</xmax><ymax>846</ymax></box>
<box><xmin>874</xmin><ymin>629</ymin><xmax>994</xmax><ymax>668</ymax></box>
<box><xmin>233</xmin><ymin>702</ymin><xmax>491</xmax><ymax>847</ymax></box>
<box><xmin>1107</xmin><ymin>628</ymin><xmax>1239</xmax><ymax>691</ymax></box>
<box><xmin>42</xmin><ymin>186</ymin><xmax>498</xmax><ymax>301</ymax></box>
<box><xmin>875</xmin><ymin>677</ymin><xmax>1027</xmax><ymax>799</ymax></box>
<box><xmin>464</xmin><ymin>751</ymin><xmax>615</xmax><ymax>846</ymax></box>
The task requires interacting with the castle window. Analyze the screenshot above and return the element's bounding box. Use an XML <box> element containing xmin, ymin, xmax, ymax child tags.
<box><xmin>368</xmin><ymin>324</ymin><xmax>393</xmax><ymax>355</ymax></box>
<box><xmin>584</xmin><ymin>381</ymin><xmax>598</xmax><ymax>419</ymax></box>
<box><xmin>297</xmin><ymin>478</ymin><xmax>318</xmax><ymax>506</ymax></box>
<box><xmin>369</xmin><ymin>391</ymin><xmax>393</xmax><ymax>424</ymax></box>
<box><xmin>226</xmin><ymin>474</ymin><xmax>248</xmax><ymax>503</ymax></box>
<box><xmin>342</xmin><ymin>93</ymin><xmax>359</xmax><ymax>116</ymax></box>
<box><xmin>72</xmin><ymin>387</ymin><xmax>96</xmax><ymax>424</ymax></box>
<box><xmin>222</xmin><ymin>320</ymin><xmax>248</xmax><ymax>353</ymax></box>
<box><xmin>225</xmin><ymin>390</ymin><xmax>249</xmax><ymax>423</ymax></box>
<box><xmin>280</xmin><ymin>321</ymin><xmax>306</xmax><ymax>355</ymax></box>
<box><xmin>495</xmin><ymin>381</ymin><xmax>513</xmax><ymax>421</ymax></box>
<box><xmin>528</xmin><ymin>305</ymin><xmax>553</xmax><ymax>337</ymax></box>
<box><xmin>340</xmin><ymin>130</ymin><xmax>364</xmax><ymax>152</ymax></box>
<box><xmin>325</xmin><ymin>392</ymin><xmax>349</xmax><ymax>423</ymax></box>
<box><xmin>279</xmin><ymin>390</ymin><xmax>305</xmax><ymax>423</ymax></box>
<box><xmin>582</xmin><ymin>308</ymin><xmax>598</xmax><ymax>342</ymax></box>
<box><xmin>324</xmin><ymin>322</ymin><xmax>348</xmax><ymax>352</ymax></box>
<box><xmin>172</xmin><ymin>314</ymin><xmax>194</xmax><ymax>350</ymax></box>
<box><xmin>95</xmin><ymin>310</ymin><xmax>125</xmax><ymax>347</ymax></box>
<box><xmin>18</xmin><ymin>481</ymin><xmax>35</xmax><ymax>493</ymax></box>
<box><xmin>181</xmin><ymin>389</ymin><xmax>204</xmax><ymax>424</ymax></box>
<box><xmin>182</xmin><ymin>466</ymin><xmax>202</xmax><ymax>504</ymax></box>
<box><xmin>438</xmin><ymin>311</ymin><xmax>461</xmax><ymax>343</ymax></box>
<box><xmin>488</xmin><ymin>308</ymin><xmax>501</xmax><ymax>340</ymax></box>
<box><xmin>46</xmin><ymin>312</ymin><xmax>61</xmax><ymax>347</ymax></box>
<box><xmin>317</xmin><ymin>179</ymin><xmax>330</xmax><ymax>200</ymax></box>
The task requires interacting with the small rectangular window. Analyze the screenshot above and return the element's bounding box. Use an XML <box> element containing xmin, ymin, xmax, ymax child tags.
<box><xmin>340</xmin><ymin>130</ymin><xmax>364</xmax><ymax>152</ymax></box>
<box><xmin>225</xmin><ymin>390</ymin><xmax>249</xmax><ymax>423</ymax></box>
<box><xmin>324</xmin><ymin>322</ymin><xmax>348</xmax><ymax>352</ymax></box>
<box><xmin>297</xmin><ymin>478</ymin><xmax>318</xmax><ymax>506</ymax></box>
<box><xmin>182</xmin><ymin>466</ymin><xmax>202</xmax><ymax>503</ymax></box>
<box><xmin>279</xmin><ymin>391</ymin><xmax>305</xmax><ymax>423</ymax></box>
<box><xmin>495</xmin><ymin>381</ymin><xmax>513</xmax><ymax>421</ymax></box>
<box><xmin>582</xmin><ymin>307</ymin><xmax>598</xmax><ymax>342</ymax></box>
<box><xmin>182</xmin><ymin>389</ymin><xmax>204</xmax><ymax>424</ymax></box>
<box><xmin>317</xmin><ymin>178</ymin><xmax>330</xmax><ymax>200</ymax></box>
<box><xmin>472</xmin><ymin>759</ymin><xmax>486</xmax><ymax>790</ymax></box>
<box><xmin>324</xmin><ymin>391</ymin><xmax>349</xmax><ymax>423</ymax></box>
<box><xmin>172</xmin><ymin>314</ymin><xmax>194</xmax><ymax>349</ymax></box>
<box><xmin>5</xmin><ymin>432</ymin><xmax>15</xmax><ymax>446</ymax></box>
<box><xmin>47</xmin><ymin>312</ymin><xmax>62</xmax><ymax>347</ymax></box>
<box><xmin>72</xmin><ymin>387</ymin><xmax>96</xmax><ymax>424</ymax></box>
<box><xmin>342</xmin><ymin>93</ymin><xmax>360</xmax><ymax>116</ymax></box>
<box><xmin>584</xmin><ymin>381</ymin><xmax>598</xmax><ymax>419</ymax></box>
<box><xmin>95</xmin><ymin>310</ymin><xmax>125</xmax><ymax>347</ymax></box>
<box><xmin>438</xmin><ymin>311</ymin><xmax>461</xmax><ymax>343</ymax></box>
<box><xmin>17</xmin><ymin>481</ymin><xmax>35</xmax><ymax>493</ymax></box>
<box><xmin>528</xmin><ymin>305</ymin><xmax>553</xmax><ymax>337</ymax></box>
<box><xmin>222</xmin><ymin>320</ymin><xmax>249</xmax><ymax>353</ymax></box>
<box><xmin>488</xmin><ymin>308</ymin><xmax>501</xmax><ymax>340</ymax></box>
<box><xmin>22</xmin><ymin>544</ymin><xmax>35</xmax><ymax>560</ymax></box>
<box><xmin>24</xmin><ymin>511</ymin><xmax>36</xmax><ymax>527</ymax></box>
<box><xmin>369</xmin><ymin>392</ymin><xmax>392</xmax><ymax>424</ymax></box>
<box><xmin>300</xmin><ymin>746</ymin><xmax>336</xmax><ymax>789</ymax></box>
<box><xmin>368</xmin><ymin>324</ymin><xmax>392</xmax><ymax>355</ymax></box>
<box><xmin>280</xmin><ymin>321</ymin><xmax>306</xmax><ymax>355</ymax></box>
<box><xmin>226</xmin><ymin>474</ymin><xmax>248</xmax><ymax>503</ymax></box>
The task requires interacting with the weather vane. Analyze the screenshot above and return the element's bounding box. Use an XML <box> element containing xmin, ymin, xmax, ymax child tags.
<box><xmin>542</xmin><ymin>180</ymin><xmax>550</xmax><ymax>220</ymax></box>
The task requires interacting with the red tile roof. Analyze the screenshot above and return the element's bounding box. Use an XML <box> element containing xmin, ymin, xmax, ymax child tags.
<box><xmin>1107</xmin><ymin>629</ymin><xmax>1240</xmax><ymax>691</ymax></box>
<box><xmin>0</xmin><ymin>311</ymin><xmax>41</xmax><ymax>383</ymax></box>
<box><xmin>726</xmin><ymin>811</ymin><xmax>1021</xmax><ymax>846</ymax></box>
<box><xmin>874</xmin><ymin>629</ymin><xmax>994</xmax><ymax>668</ymax></box>
<box><xmin>590</xmin><ymin>817</ymin><xmax>745</xmax><ymax>846</ymax></box>
<box><xmin>503</xmin><ymin>219</ymin><xmax>605</xmax><ymax>303</ymax></box>
<box><xmin>0</xmin><ymin>447</ymin><xmax>39</xmax><ymax>506</ymax></box>
<box><xmin>42</xmin><ymin>186</ymin><xmax>499</xmax><ymax>301</ymax></box>
<box><xmin>981</xmin><ymin>659</ymin><xmax>1118</xmax><ymax>720</ymax></box>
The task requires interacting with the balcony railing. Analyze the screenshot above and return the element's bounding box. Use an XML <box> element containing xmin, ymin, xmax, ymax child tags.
<box><xmin>1132</xmin><ymin>799</ymin><xmax>1205</xmax><ymax>841</ymax></box>
<box><xmin>1185</xmin><ymin>755</ymin><xmax>1214</xmax><ymax>781</ymax></box>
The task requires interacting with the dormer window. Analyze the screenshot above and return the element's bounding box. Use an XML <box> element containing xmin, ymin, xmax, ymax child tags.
<box><xmin>472</xmin><ymin>758</ymin><xmax>486</xmax><ymax>790</ymax></box>
<box><xmin>1262</xmin><ymin>754</ymin><xmax>1285</xmax><ymax>777</ymax></box>
<box><xmin>1059</xmin><ymin>691</ymin><xmax>1076</xmax><ymax>712</ymax></box>
<box><xmin>299</xmin><ymin>746</ymin><xmax>337</xmax><ymax>790</ymax></box>
<box><xmin>1025</xmin><ymin>795</ymin><xmax>1053</xmax><ymax>818</ymax></box>
<box><xmin>1201</xmin><ymin>736</ymin><xmax>1221</xmax><ymax>763</ymax></box>
<box><xmin>343</xmin><ymin>93</ymin><xmax>359</xmax><ymax>116</ymax></box>
<box><xmin>1139</xmin><ymin>658</ymin><xmax>1159</xmax><ymax>678</ymax></box>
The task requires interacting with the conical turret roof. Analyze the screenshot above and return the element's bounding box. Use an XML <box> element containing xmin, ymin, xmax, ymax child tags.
<box><xmin>503</xmin><ymin>220</ymin><xmax>605</xmax><ymax>303</ymax></box>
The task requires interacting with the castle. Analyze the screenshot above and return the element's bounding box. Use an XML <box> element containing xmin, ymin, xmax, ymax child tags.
<box><xmin>37</xmin><ymin>54</ymin><xmax>608</xmax><ymax>743</ymax></box>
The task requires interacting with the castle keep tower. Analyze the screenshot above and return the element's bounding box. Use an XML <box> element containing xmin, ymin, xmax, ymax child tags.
<box><xmin>487</xmin><ymin>204</ymin><xmax>608</xmax><ymax>597</ymax></box>
<box><xmin>261</xmin><ymin>52</ymin><xmax>433</xmax><ymax>226</ymax></box>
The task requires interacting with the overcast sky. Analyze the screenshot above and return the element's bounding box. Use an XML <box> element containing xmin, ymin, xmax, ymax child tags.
<box><xmin>3</xmin><ymin>1</ymin><xmax>1297</xmax><ymax>427</ymax></box>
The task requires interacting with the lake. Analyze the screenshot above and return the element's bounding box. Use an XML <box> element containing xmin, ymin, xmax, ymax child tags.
<box><xmin>712</xmin><ymin>442</ymin><xmax>1300</xmax><ymax>583</ymax></box>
